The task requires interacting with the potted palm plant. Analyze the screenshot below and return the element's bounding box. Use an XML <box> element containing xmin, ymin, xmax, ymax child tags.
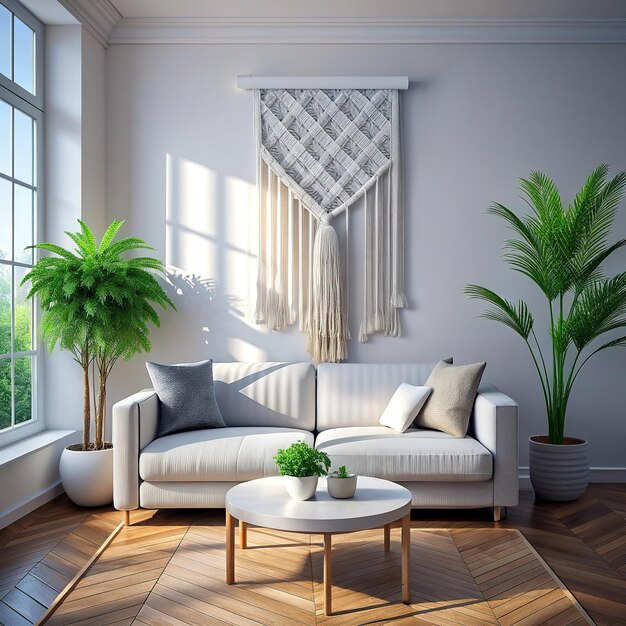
<box><xmin>466</xmin><ymin>164</ymin><xmax>626</xmax><ymax>501</ymax></box>
<box><xmin>24</xmin><ymin>220</ymin><xmax>174</xmax><ymax>506</ymax></box>
<box><xmin>274</xmin><ymin>441</ymin><xmax>331</xmax><ymax>501</ymax></box>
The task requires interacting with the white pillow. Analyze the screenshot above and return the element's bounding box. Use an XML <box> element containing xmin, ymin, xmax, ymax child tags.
<box><xmin>379</xmin><ymin>384</ymin><xmax>433</xmax><ymax>433</ymax></box>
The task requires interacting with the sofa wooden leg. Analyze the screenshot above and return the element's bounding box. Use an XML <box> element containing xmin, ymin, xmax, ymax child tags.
<box><xmin>124</xmin><ymin>510</ymin><xmax>130</xmax><ymax>526</ymax></box>
<box><xmin>493</xmin><ymin>506</ymin><xmax>502</xmax><ymax>522</ymax></box>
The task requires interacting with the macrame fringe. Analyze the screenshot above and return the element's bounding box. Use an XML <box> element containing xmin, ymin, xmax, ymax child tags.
<box><xmin>390</xmin><ymin>89</ymin><xmax>407</xmax><ymax>310</ymax></box>
<box><xmin>307</xmin><ymin>222</ymin><xmax>347</xmax><ymax>364</ymax></box>
<box><xmin>254</xmin><ymin>88</ymin><xmax>404</xmax><ymax>361</ymax></box>
<box><xmin>255</xmin><ymin>160</ymin><xmax>315</xmax><ymax>330</ymax></box>
<box><xmin>359</xmin><ymin>170</ymin><xmax>402</xmax><ymax>342</ymax></box>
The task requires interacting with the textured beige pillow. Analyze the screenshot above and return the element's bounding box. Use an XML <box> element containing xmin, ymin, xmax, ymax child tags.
<box><xmin>379</xmin><ymin>384</ymin><xmax>432</xmax><ymax>433</ymax></box>
<box><xmin>415</xmin><ymin>361</ymin><xmax>486</xmax><ymax>437</ymax></box>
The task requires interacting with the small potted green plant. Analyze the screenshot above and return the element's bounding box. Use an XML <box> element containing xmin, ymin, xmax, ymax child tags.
<box><xmin>274</xmin><ymin>441</ymin><xmax>331</xmax><ymax>501</ymax></box>
<box><xmin>327</xmin><ymin>465</ymin><xmax>358</xmax><ymax>499</ymax></box>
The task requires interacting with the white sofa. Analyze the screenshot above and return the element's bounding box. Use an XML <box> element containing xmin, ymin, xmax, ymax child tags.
<box><xmin>113</xmin><ymin>362</ymin><xmax>518</xmax><ymax>521</ymax></box>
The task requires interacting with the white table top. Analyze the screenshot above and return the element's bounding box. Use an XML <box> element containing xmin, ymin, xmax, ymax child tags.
<box><xmin>225</xmin><ymin>476</ymin><xmax>411</xmax><ymax>533</ymax></box>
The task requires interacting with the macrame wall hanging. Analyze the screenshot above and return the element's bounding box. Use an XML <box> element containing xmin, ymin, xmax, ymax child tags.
<box><xmin>239</xmin><ymin>75</ymin><xmax>408</xmax><ymax>363</ymax></box>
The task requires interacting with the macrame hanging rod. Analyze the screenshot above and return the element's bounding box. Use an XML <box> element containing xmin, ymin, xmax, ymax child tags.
<box><xmin>237</xmin><ymin>75</ymin><xmax>409</xmax><ymax>90</ymax></box>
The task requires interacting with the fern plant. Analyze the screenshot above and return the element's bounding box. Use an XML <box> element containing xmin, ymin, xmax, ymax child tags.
<box><xmin>23</xmin><ymin>220</ymin><xmax>174</xmax><ymax>451</ymax></box>
<box><xmin>274</xmin><ymin>441</ymin><xmax>331</xmax><ymax>477</ymax></box>
<box><xmin>466</xmin><ymin>165</ymin><xmax>626</xmax><ymax>444</ymax></box>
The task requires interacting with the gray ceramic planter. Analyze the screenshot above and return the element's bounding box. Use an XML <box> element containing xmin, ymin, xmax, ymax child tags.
<box><xmin>529</xmin><ymin>436</ymin><xmax>590</xmax><ymax>502</ymax></box>
<box><xmin>327</xmin><ymin>474</ymin><xmax>358</xmax><ymax>499</ymax></box>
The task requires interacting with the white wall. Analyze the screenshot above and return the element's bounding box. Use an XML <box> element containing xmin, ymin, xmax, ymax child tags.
<box><xmin>105</xmin><ymin>42</ymin><xmax>626</xmax><ymax>470</ymax></box>
<box><xmin>43</xmin><ymin>24</ymin><xmax>83</xmax><ymax>431</ymax></box>
<box><xmin>80</xmin><ymin>29</ymin><xmax>107</xmax><ymax>238</ymax></box>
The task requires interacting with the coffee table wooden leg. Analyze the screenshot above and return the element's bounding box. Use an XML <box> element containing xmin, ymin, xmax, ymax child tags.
<box><xmin>401</xmin><ymin>513</ymin><xmax>410</xmax><ymax>604</ymax></box>
<box><xmin>324</xmin><ymin>533</ymin><xmax>332</xmax><ymax>615</ymax></box>
<box><xmin>240</xmin><ymin>520</ymin><xmax>248</xmax><ymax>549</ymax></box>
<box><xmin>226</xmin><ymin>511</ymin><xmax>235</xmax><ymax>584</ymax></box>
<box><xmin>384</xmin><ymin>523</ymin><xmax>391</xmax><ymax>552</ymax></box>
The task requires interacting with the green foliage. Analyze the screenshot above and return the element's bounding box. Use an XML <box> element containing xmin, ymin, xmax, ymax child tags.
<box><xmin>332</xmin><ymin>465</ymin><xmax>351</xmax><ymax>478</ymax></box>
<box><xmin>466</xmin><ymin>165</ymin><xmax>626</xmax><ymax>444</ymax></box>
<box><xmin>22</xmin><ymin>219</ymin><xmax>175</xmax><ymax>449</ymax></box>
<box><xmin>1</xmin><ymin>263</ymin><xmax>34</xmax><ymax>431</ymax></box>
<box><xmin>274</xmin><ymin>441</ymin><xmax>331</xmax><ymax>477</ymax></box>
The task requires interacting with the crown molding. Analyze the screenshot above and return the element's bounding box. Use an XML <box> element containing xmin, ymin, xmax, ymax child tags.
<box><xmin>108</xmin><ymin>16</ymin><xmax>626</xmax><ymax>46</ymax></box>
<box><xmin>57</xmin><ymin>0</ymin><xmax>122</xmax><ymax>47</ymax></box>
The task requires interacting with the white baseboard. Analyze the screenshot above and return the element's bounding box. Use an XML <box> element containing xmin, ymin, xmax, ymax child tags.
<box><xmin>519</xmin><ymin>467</ymin><xmax>626</xmax><ymax>491</ymax></box>
<box><xmin>0</xmin><ymin>481</ymin><xmax>65</xmax><ymax>530</ymax></box>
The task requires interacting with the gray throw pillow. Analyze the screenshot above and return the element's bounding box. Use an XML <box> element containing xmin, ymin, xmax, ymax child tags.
<box><xmin>146</xmin><ymin>359</ymin><xmax>226</xmax><ymax>437</ymax></box>
<box><xmin>414</xmin><ymin>360</ymin><xmax>486</xmax><ymax>437</ymax></box>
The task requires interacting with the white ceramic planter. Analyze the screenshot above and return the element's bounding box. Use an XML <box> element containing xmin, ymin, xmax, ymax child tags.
<box><xmin>327</xmin><ymin>474</ymin><xmax>358</xmax><ymax>499</ymax></box>
<box><xmin>59</xmin><ymin>445</ymin><xmax>114</xmax><ymax>507</ymax></box>
<box><xmin>283</xmin><ymin>475</ymin><xmax>318</xmax><ymax>501</ymax></box>
<box><xmin>529</xmin><ymin>435</ymin><xmax>589</xmax><ymax>502</ymax></box>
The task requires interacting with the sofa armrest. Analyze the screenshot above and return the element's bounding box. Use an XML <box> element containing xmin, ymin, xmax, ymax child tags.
<box><xmin>471</xmin><ymin>383</ymin><xmax>519</xmax><ymax>507</ymax></box>
<box><xmin>112</xmin><ymin>389</ymin><xmax>159</xmax><ymax>511</ymax></box>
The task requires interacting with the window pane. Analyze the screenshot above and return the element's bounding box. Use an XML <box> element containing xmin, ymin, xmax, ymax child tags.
<box><xmin>0</xmin><ymin>99</ymin><xmax>10</xmax><ymax>176</ymax></box>
<box><xmin>0</xmin><ymin>5</ymin><xmax>10</xmax><ymax>80</ymax></box>
<box><xmin>0</xmin><ymin>358</ymin><xmax>10</xmax><ymax>430</ymax></box>
<box><xmin>14</xmin><ymin>184</ymin><xmax>32</xmax><ymax>263</ymax></box>
<box><xmin>0</xmin><ymin>178</ymin><xmax>11</xmax><ymax>260</ymax></box>
<box><xmin>0</xmin><ymin>264</ymin><xmax>10</xmax><ymax>355</ymax></box>
<box><xmin>14</xmin><ymin>265</ymin><xmax>31</xmax><ymax>352</ymax></box>
<box><xmin>13</xmin><ymin>16</ymin><xmax>34</xmax><ymax>94</ymax></box>
<box><xmin>14</xmin><ymin>109</ymin><xmax>33</xmax><ymax>184</ymax></box>
<box><xmin>14</xmin><ymin>354</ymin><xmax>32</xmax><ymax>424</ymax></box>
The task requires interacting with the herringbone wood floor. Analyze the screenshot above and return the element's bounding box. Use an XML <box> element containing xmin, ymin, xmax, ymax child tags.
<box><xmin>0</xmin><ymin>485</ymin><xmax>625</xmax><ymax>625</ymax></box>
<box><xmin>45</xmin><ymin>515</ymin><xmax>589</xmax><ymax>626</ymax></box>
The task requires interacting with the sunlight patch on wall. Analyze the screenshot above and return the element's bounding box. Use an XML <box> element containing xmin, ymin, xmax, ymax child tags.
<box><xmin>228</xmin><ymin>337</ymin><xmax>267</xmax><ymax>362</ymax></box>
<box><xmin>165</xmin><ymin>153</ymin><xmax>260</xmax><ymax>324</ymax></box>
<box><xmin>223</xmin><ymin>172</ymin><xmax>258</xmax><ymax>319</ymax></box>
<box><xmin>166</xmin><ymin>153</ymin><xmax>219</xmax><ymax>277</ymax></box>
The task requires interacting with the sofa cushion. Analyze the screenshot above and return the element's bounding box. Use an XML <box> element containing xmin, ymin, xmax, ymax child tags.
<box><xmin>315</xmin><ymin>427</ymin><xmax>492</xmax><ymax>482</ymax></box>
<box><xmin>379</xmin><ymin>384</ymin><xmax>432</xmax><ymax>433</ymax></box>
<box><xmin>415</xmin><ymin>360</ymin><xmax>486</xmax><ymax>437</ymax></box>
<box><xmin>140</xmin><ymin>427</ymin><xmax>314</xmax><ymax>482</ymax></box>
<box><xmin>146</xmin><ymin>359</ymin><xmax>225</xmax><ymax>437</ymax></box>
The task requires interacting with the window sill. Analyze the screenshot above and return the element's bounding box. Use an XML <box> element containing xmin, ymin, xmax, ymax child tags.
<box><xmin>0</xmin><ymin>430</ymin><xmax>78</xmax><ymax>468</ymax></box>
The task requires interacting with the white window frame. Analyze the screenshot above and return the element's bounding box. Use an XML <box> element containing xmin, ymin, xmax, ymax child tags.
<box><xmin>0</xmin><ymin>0</ymin><xmax>44</xmax><ymax>446</ymax></box>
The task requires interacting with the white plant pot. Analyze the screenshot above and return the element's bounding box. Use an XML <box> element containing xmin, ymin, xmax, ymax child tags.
<box><xmin>529</xmin><ymin>435</ymin><xmax>589</xmax><ymax>502</ymax></box>
<box><xmin>59</xmin><ymin>445</ymin><xmax>114</xmax><ymax>507</ymax></box>
<box><xmin>283</xmin><ymin>475</ymin><xmax>318</xmax><ymax>501</ymax></box>
<box><xmin>327</xmin><ymin>474</ymin><xmax>358</xmax><ymax>499</ymax></box>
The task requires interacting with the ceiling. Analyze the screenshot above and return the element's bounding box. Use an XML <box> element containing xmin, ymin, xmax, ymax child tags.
<box><xmin>108</xmin><ymin>0</ymin><xmax>626</xmax><ymax>19</ymax></box>
<box><xmin>21</xmin><ymin>0</ymin><xmax>77</xmax><ymax>23</ymax></box>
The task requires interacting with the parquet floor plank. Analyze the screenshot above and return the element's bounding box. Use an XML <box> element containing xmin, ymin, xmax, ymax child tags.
<box><xmin>29</xmin><ymin>562</ymin><xmax>70</xmax><ymax>593</ymax></box>
<box><xmin>15</xmin><ymin>573</ymin><xmax>57</xmax><ymax>607</ymax></box>
<box><xmin>134</xmin><ymin>602</ymin><xmax>194</xmax><ymax>626</ymax></box>
<box><xmin>0</xmin><ymin>599</ymin><xmax>32</xmax><ymax>626</ymax></box>
<box><xmin>54</xmin><ymin>605</ymin><xmax>141</xmax><ymax>626</ymax></box>
<box><xmin>2</xmin><ymin>586</ymin><xmax>46</xmax><ymax>623</ymax></box>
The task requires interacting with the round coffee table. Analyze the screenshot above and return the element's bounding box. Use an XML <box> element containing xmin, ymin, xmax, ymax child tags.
<box><xmin>225</xmin><ymin>476</ymin><xmax>412</xmax><ymax>615</ymax></box>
